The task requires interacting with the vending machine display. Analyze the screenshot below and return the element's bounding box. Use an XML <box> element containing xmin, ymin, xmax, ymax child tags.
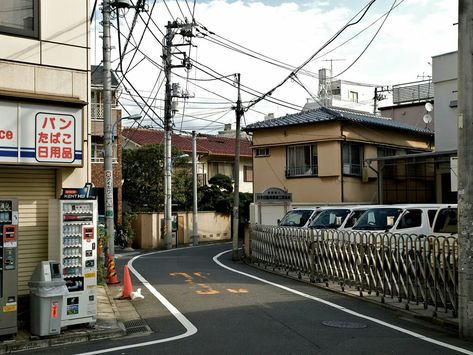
<box><xmin>49</xmin><ymin>199</ymin><xmax>97</xmax><ymax>327</ymax></box>
<box><xmin>0</xmin><ymin>198</ymin><xmax>18</xmax><ymax>336</ymax></box>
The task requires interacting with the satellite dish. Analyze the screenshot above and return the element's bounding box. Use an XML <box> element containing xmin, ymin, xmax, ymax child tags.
<box><xmin>423</xmin><ymin>114</ymin><xmax>432</xmax><ymax>124</ymax></box>
<box><xmin>425</xmin><ymin>102</ymin><xmax>433</xmax><ymax>112</ymax></box>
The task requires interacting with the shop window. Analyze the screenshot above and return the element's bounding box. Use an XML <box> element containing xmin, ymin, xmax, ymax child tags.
<box><xmin>343</xmin><ymin>142</ymin><xmax>363</xmax><ymax>176</ymax></box>
<box><xmin>286</xmin><ymin>144</ymin><xmax>318</xmax><ymax>177</ymax></box>
<box><xmin>244</xmin><ymin>166</ymin><xmax>253</xmax><ymax>182</ymax></box>
<box><xmin>0</xmin><ymin>0</ymin><xmax>38</xmax><ymax>38</ymax></box>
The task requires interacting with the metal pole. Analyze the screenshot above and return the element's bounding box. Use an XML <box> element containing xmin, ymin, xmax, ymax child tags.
<box><xmin>192</xmin><ymin>131</ymin><xmax>199</xmax><ymax>246</ymax></box>
<box><xmin>102</xmin><ymin>0</ymin><xmax>115</xmax><ymax>256</ymax></box>
<box><xmin>164</xmin><ymin>22</ymin><xmax>174</xmax><ymax>250</ymax></box>
<box><xmin>458</xmin><ymin>0</ymin><xmax>473</xmax><ymax>339</ymax></box>
<box><xmin>232</xmin><ymin>73</ymin><xmax>242</xmax><ymax>261</ymax></box>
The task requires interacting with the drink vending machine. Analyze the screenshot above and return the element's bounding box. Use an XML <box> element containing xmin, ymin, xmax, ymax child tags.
<box><xmin>0</xmin><ymin>198</ymin><xmax>18</xmax><ymax>336</ymax></box>
<box><xmin>49</xmin><ymin>197</ymin><xmax>97</xmax><ymax>327</ymax></box>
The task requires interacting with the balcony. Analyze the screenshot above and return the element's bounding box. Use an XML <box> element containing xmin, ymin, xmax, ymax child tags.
<box><xmin>285</xmin><ymin>164</ymin><xmax>318</xmax><ymax>177</ymax></box>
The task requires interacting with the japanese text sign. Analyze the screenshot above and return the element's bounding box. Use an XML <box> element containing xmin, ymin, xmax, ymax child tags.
<box><xmin>35</xmin><ymin>113</ymin><xmax>75</xmax><ymax>163</ymax></box>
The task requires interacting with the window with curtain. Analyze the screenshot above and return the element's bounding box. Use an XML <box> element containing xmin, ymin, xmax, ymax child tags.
<box><xmin>286</xmin><ymin>144</ymin><xmax>318</xmax><ymax>177</ymax></box>
<box><xmin>343</xmin><ymin>142</ymin><xmax>362</xmax><ymax>176</ymax></box>
<box><xmin>0</xmin><ymin>0</ymin><xmax>38</xmax><ymax>38</ymax></box>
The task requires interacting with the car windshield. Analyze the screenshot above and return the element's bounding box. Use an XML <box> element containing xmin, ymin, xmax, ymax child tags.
<box><xmin>433</xmin><ymin>208</ymin><xmax>458</xmax><ymax>234</ymax></box>
<box><xmin>279</xmin><ymin>210</ymin><xmax>316</xmax><ymax>227</ymax></box>
<box><xmin>309</xmin><ymin>209</ymin><xmax>350</xmax><ymax>229</ymax></box>
<box><xmin>343</xmin><ymin>210</ymin><xmax>368</xmax><ymax>228</ymax></box>
<box><xmin>352</xmin><ymin>208</ymin><xmax>403</xmax><ymax>231</ymax></box>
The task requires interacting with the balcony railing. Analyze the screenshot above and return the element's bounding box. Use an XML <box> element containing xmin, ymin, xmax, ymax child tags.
<box><xmin>285</xmin><ymin>164</ymin><xmax>318</xmax><ymax>177</ymax></box>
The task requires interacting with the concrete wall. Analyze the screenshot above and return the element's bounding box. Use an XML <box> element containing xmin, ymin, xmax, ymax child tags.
<box><xmin>132</xmin><ymin>211</ymin><xmax>231</xmax><ymax>249</ymax></box>
<box><xmin>432</xmin><ymin>51</ymin><xmax>458</xmax><ymax>152</ymax></box>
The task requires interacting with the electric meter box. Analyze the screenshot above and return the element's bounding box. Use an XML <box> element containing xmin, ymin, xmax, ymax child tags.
<box><xmin>28</xmin><ymin>261</ymin><xmax>68</xmax><ymax>336</ymax></box>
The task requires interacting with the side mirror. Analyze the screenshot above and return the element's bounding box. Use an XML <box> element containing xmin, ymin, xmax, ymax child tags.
<box><xmin>277</xmin><ymin>219</ymin><xmax>281</xmax><ymax>226</ymax></box>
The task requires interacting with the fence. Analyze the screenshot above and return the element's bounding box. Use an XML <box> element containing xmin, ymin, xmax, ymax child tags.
<box><xmin>249</xmin><ymin>225</ymin><xmax>458</xmax><ymax>316</ymax></box>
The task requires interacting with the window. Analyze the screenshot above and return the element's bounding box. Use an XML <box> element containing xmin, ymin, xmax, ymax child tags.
<box><xmin>244</xmin><ymin>166</ymin><xmax>253</xmax><ymax>182</ymax></box>
<box><xmin>0</xmin><ymin>0</ymin><xmax>38</xmax><ymax>38</ymax></box>
<box><xmin>397</xmin><ymin>210</ymin><xmax>422</xmax><ymax>230</ymax></box>
<box><xmin>255</xmin><ymin>147</ymin><xmax>269</xmax><ymax>157</ymax></box>
<box><xmin>349</xmin><ymin>91</ymin><xmax>359</xmax><ymax>103</ymax></box>
<box><xmin>286</xmin><ymin>144</ymin><xmax>318</xmax><ymax>177</ymax></box>
<box><xmin>91</xmin><ymin>143</ymin><xmax>118</xmax><ymax>163</ymax></box>
<box><xmin>209</xmin><ymin>162</ymin><xmax>234</xmax><ymax>179</ymax></box>
<box><xmin>343</xmin><ymin>142</ymin><xmax>363</xmax><ymax>176</ymax></box>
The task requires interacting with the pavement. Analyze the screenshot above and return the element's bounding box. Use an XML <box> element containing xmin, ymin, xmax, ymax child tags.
<box><xmin>0</xmin><ymin>244</ymin><xmax>460</xmax><ymax>353</ymax></box>
<box><xmin>0</xmin><ymin>248</ymin><xmax>149</xmax><ymax>354</ymax></box>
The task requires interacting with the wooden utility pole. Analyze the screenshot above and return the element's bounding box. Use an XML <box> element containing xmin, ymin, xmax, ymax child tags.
<box><xmin>458</xmin><ymin>0</ymin><xmax>473</xmax><ymax>339</ymax></box>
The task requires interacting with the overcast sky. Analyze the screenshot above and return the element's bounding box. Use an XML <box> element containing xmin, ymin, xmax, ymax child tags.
<box><xmin>91</xmin><ymin>0</ymin><xmax>458</xmax><ymax>133</ymax></box>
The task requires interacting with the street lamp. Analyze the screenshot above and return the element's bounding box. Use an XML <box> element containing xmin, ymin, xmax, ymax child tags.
<box><xmin>111</xmin><ymin>114</ymin><xmax>141</xmax><ymax>142</ymax></box>
<box><xmin>105</xmin><ymin>113</ymin><xmax>141</xmax><ymax>258</ymax></box>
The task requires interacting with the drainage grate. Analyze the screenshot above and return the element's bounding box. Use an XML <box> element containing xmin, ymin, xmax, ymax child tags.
<box><xmin>321</xmin><ymin>320</ymin><xmax>367</xmax><ymax>329</ymax></box>
<box><xmin>123</xmin><ymin>319</ymin><xmax>151</xmax><ymax>335</ymax></box>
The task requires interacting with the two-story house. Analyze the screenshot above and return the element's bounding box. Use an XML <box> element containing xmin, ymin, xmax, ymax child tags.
<box><xmin>122</xmin><ymin>128</ymin><xmax>253</xmax><ymax>193</ymax></box>
<box><xmin>244</xmin><ymin>106</ymin><xmax>434</xmax><ymax>217</ymax></box>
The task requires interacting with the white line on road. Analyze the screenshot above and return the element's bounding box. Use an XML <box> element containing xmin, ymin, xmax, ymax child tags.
<box><xmin>213</xmin><ymin>250</ymin><xmax>473</xmax><ymax>355</ymax></box>
<box><xmin>78</xmin><ymin>247</ymin><xmax>199</xmax><ymax>355</ymax></box>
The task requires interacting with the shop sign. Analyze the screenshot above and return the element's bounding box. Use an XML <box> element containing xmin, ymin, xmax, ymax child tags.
<box><xmin>0</xmin><ymin>100</ymin><xmax>83</xmax><ymax>166</ymax></box>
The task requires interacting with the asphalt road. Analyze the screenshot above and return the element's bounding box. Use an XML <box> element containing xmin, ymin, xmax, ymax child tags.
<box><xmin>36</xmin><ymin>243</ymin><xmax>473</xmax><ymax>355</ymax></box>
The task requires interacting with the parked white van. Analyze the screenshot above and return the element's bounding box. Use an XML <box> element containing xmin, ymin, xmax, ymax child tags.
<box><xmin>351</xmin><ymin>204</ymin><xmax>454</xmax><ymax>236</ymax></box>
<box><xmin>278</xmin><ymin>207</ymin><xmax>320</xmax><ymax>228</ymax></box>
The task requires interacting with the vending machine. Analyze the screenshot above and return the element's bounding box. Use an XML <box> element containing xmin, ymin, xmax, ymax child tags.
<box><xmin>49</xmin><ymin>192</ymin><xmax>97</xmax><ymax>327</ymax></box>
<box><xmin>0</xmin><ymin>198</ymin><xmax>18</xmax><ymax>336</ymax></box>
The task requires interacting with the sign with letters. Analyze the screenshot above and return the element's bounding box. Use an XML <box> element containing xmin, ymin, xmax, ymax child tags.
<box><xmin>0</xmin><ymin>100</ymin><xmax>83</xmax><ymax>166</ymax></box>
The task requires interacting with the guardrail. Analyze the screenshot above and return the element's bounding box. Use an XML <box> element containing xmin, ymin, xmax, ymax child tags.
<box><xmin>249</xmin><ymin>225</ymin><xmax>458</xmax><ymax>316</ymax></box>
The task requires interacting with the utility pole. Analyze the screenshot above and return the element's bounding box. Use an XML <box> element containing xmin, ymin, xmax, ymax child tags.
<box><xmin>163</xmin><ymin>20</ymin><xmax>194</xmax><ymax>250</ymax></box>
<box><xmin>102</xmin><ymin>0</ymin><xmax>115</xmax><ymax>257</ymax></box>
<box><xmin>192</xmin><ymin>131</ymin><xmax>199</xmax><ymax>246</ymax></box>
<box><xmin>458</xmin><ymin>0</ymin><xmax>473</xmax><ymax>339</ymax></box>
<box><xmin>373</xmin><ymin>86</ymin><xmax>390</xmax><ymax>115</ymax></box>
<box><xmin>232</xmin><ymin>74</ymin><xmax>242</xmax><ymax>261</ymax></box>
<box><xmin>163</xmin><ymin>22</ymin><xmax>174</xmax><ymax>250</ymax></box>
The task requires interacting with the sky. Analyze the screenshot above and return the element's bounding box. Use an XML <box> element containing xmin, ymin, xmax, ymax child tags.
<box><xmin>91</xmin><ymin>0</ymin><xmax>458</xmax><ymax>134</ymax></box>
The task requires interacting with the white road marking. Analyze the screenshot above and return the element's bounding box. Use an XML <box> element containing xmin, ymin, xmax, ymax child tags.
<box><xmin>78</xmin><ymin>247</ymin><xmax>199</xmax><ymax>355</ymax></box>
<box><xmin>213</xmin><ymin>250</ymin><xmax>473</xmax><ymax>355</ymax></box>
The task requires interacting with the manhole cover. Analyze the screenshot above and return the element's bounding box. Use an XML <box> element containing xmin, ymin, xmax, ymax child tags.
<box><xmin>321</xmin><ymin>320</ymin><xmax>367</xmax><ymax>329</ymax></box>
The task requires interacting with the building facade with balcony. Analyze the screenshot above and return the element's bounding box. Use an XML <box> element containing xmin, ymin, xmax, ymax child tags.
<box><xmin>244</xmin><ymin>107</ymin><xmax>434</xmax><ymax>206</ymax></box>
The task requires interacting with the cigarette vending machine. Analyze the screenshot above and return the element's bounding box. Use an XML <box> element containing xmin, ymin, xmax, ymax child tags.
<box><xmin>49</xmin><ymin>197</ymin><xmax>97</xmax><ymax>327</ymax></box>
<box><xmin>0</xmin><ymin>198</ymin><xmax>18</xmax><ymax>336</ymax></box>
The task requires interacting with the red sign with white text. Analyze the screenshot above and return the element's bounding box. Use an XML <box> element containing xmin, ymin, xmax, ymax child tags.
<box><xmin>35</xmin><ymin>113</ymin><xmax>75</xmax><ymax>163</ymax></box>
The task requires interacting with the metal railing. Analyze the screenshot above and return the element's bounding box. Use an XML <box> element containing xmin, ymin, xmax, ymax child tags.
<box><xmin>249</xmin><ymin>225</ymin><xmax>458</xmax><ymax>316</ymax></box>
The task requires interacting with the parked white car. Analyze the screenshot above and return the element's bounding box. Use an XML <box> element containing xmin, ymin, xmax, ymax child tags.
<box><xmin>278</xmin><ymin>207</ymin><xmax>320</xmax><ymax>228</ymax></box>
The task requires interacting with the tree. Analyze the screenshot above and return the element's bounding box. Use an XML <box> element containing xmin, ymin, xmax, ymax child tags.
<box><xmin>122</xmin><ymin>144</ymin><xmax>191</xmax><ymax>212</ymax></box>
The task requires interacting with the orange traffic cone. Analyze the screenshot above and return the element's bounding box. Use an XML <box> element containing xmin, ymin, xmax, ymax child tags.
<box><xmin>106</xmin><ymin>255</ymin><xmax>120</xmax><ymax>284</ymax></box>
<box><xmin>121</xmin><ymin>265</ymin><xmax>133</xmax><ymax>299</ymax></box>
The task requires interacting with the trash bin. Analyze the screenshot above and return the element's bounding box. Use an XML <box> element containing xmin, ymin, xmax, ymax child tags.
<box><xmin>28</xmin><ymin>261</ymin><xmax>68</xmax><ymax>336</ymax></box>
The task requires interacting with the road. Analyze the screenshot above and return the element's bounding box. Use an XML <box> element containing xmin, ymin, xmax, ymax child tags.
<box><xmin>36</xmin><ymin>243</ymin><xmax>473</xmax><ymax>355</ymax></box>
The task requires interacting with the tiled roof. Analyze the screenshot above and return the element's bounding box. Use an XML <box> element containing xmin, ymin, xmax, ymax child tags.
<box><xmin>122</xmin><ymin>128</ymin><xmax>253</xmax><ymax>157</ymax></box>
<box><xmin>91</xmin><ymin>64</ymin><xmax>119</xmax><ymax>87</ymax></box>
<box><xmin>244</xmin><ymin>106</ymin><xmax>433</xmax><ymax>136</ymax></box>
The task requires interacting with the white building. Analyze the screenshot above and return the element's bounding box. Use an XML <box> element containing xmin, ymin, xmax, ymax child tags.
<box><xmin>432</xmin><ymin>51</ymin><xmax>458</xmax><ymax>152</ymax></box>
